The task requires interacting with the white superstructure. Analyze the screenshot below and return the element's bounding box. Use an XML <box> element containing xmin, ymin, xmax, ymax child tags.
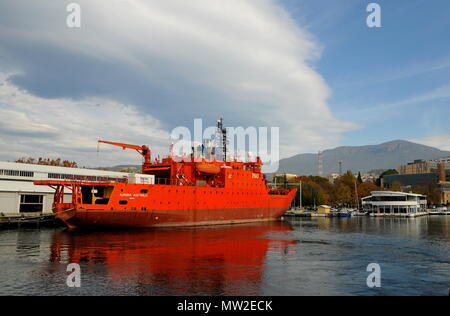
<box><xmin>0</xmin><ymin>161</ymin><xmax>135</xmax><ymax>215</ymax></box>
<box><xmin>361</xmin><ymin>191</ymin><xmax>428</xmax><ymax>217</ymax></box>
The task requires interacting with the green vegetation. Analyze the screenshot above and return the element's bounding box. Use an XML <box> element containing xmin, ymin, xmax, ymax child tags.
<box><xmin>375</xmin><ymin>169</ymin><xmax>399</xmax><ymax>186</ymax></box>
<box><xmin>275</xmin><ymin>171</ymin><xmax>379</xmax><ymax>208</ymax></box>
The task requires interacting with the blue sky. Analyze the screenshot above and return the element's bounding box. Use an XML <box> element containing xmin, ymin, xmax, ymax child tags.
<box><xmin>0</xmin><ymin>0</ymin><xmax>448</xmax><ymax>166</ymax></box>
<box><xmin>282</xmin><ymin>0</ymin><xmax>450</xmax><ymax>146</ymax></box>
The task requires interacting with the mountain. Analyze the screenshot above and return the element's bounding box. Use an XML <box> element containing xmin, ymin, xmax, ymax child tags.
<box><xmin>276</xmin><ymin>140</ymin><xmax>450</xmax><ymax>176</ymax></box>
<box><xmin>100</xmin><ymin>164</ymin><xmax>140</xmax><ymax>172</ymax></box>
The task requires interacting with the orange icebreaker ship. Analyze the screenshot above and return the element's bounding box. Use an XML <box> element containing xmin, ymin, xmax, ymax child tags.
<box><xmin>35</xmin><ymin>126</ymin><xmax>296</xmax><ymax>230</ymax></box>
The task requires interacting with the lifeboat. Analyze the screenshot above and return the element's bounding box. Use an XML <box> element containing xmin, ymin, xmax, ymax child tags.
<box><xmin>196</xmin><ymin>162</ymin><xmax>221</xmax><ymax>175</ymax></box>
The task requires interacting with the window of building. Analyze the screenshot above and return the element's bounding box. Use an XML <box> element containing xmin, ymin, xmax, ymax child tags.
<box><xmin>0</xmin><ymin>169</ymin><xmax>34</xmax><ymax>177</ymax></box>
<box><xmin>19</xmin><ymin>195</ymin><xmax>44</xmax><ymax>213</ymax></box>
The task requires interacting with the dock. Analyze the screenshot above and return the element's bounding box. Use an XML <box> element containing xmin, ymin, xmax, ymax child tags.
<box><xmin>428</xmin><ymin>210</ymin><xmax>450</xmax><ymax>216</ymax></box>
<box><xmin>284</xmin><ymin>210</ymin><xmax>450</xmax><ymax>218</ymax></box>
<box><xmin>369</xmin><ymin>212</ymin><xmax>428</xmax><ymax>218</ymax></box>
<box><xmin>283</xmin><ymin>210</ymin><xmax>351</xmax><ymax>218</ymax></box>
<box><xmin>0</xmin><ymin>213</ymin><xmax>63</xmax><ymax>229</ymax></box>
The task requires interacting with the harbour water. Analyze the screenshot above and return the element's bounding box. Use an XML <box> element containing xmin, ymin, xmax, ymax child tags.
<box><xmin>0</xmin><ymin>216</ymin><xmax>449</xmax><ymax>296</ymax></box>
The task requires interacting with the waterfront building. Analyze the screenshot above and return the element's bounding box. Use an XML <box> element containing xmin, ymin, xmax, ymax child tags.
<box><xmin>398</xmin><ymin>158</ymin><xmax>450</xmax><ymax>177</ymax></box>
<box><xmin>361</xmin><ymin>191</ymin><xmax>427</xmax><ymax>217</ymax></box>
<box><xmin>0</xmin><ymin>161</ymin><xmax>129</xmax><ymax>215</ymax></box>
<box><xmin>383</xmin><ymin>158</ymin><xmax>450</xmax><ymax>204</ymax></box>
<box><xmin>273</xmin><ymin>173</ymin><xmax>298</xmax><ymax>181</ymax></box>
<box><xmin>327</xmin><ymin>173</ymin><xmax>340</xmax><ymax>183</ymax></box>
<box><xmin>383</xmin><ymin>173</ymin><xmax>438</xmax><ymax>189</ymax></box>
<box><xmin>317</xmin><ymin>205</ymin><xmax>331</xmax><ymax>214</ymax></box>
<box><xmin>441</xmin><ymin>186</ymin><xmax>450</xmax><ymax>205</ymax></box>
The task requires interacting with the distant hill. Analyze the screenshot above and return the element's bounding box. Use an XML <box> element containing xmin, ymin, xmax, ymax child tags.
<box><xmin>276</xmin><ymin>140</ymin><xmax>450</xmax><ymax>176</ymax></box>
<box><xmin>100</xmin><ymin>164</ymin><xmax>140</xmax><ymax>172</ymax></box>
<box><xmin>101</xmin><ymin>140</ymin><xmax>450</xmax><ymax>177</ymax></box>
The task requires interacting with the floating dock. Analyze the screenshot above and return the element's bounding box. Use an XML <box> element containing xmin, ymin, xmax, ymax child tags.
<box><xmin>369</xmin><ymin>212</ymin><xmax>428</xmax><ymax>218</ymax></box>
<box><xmin>284</xmin><ymin>210</ymin><xmax>450</xmax><ymax>218</ymax></box>
<box><xmin>428</xmin><ymin>210</ymin><xmax>450</xmax><ymax>216</ymax></box>
<box><xmin>0</xmin><ymin>213</ymin><xmax>63</xmax><ymax>229</ymax></box>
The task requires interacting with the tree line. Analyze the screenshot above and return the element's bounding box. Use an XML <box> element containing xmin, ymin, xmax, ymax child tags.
<box><xmin>275</xmin><ymin>169</ymin><xmax>442</xmax><ymax>207</ymax></box>
<box><xmin>15</xmin><ymin>157</ymin><xmax>79</xmax><ymax>168</ymax></box>
<box><xmin>275</xmin><ymin>171</ymin><xmax>379</xmax><ymax>208</ymax></box>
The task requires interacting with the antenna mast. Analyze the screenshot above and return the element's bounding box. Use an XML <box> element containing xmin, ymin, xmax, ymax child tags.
<box><xmin>217</xmin><ymin>118</ymin><xmax>227</xmax><ymax>162</ymax></box>
<box><xmin>318</xmin><ymin>151</ymin><xmax>324</xmax><ymax>177</ymax></box>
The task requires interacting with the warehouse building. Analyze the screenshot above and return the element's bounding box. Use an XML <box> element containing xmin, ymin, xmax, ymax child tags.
<box><xmin>0</xmin><ymin>161</ymin><xmax>128</xmax><ymax>215</ymax></box>
<box><xmin>398</xmin><ymin>158</ymin><xmax>450</xmax><ymax>177</ymax></box>
<box><xmin>383</xmin><ymin>173</ymin><xmax>438</xmax><ymax>188</ymax></box>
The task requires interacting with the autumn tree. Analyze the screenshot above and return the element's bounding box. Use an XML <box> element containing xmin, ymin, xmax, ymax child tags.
<box><xmin>376</xmin><ymin>169</ymin><xmax>398</xmax><ymax>186</ymax></box>
<box><xmin>412</xmin><ymin>183</ymin><xmax>441</xmax><ymax>205</ymax></box>
<box><xmin>390</xmin><ymin>181</ymin><xmax>403</xmax><ymax>192</ymax></box>
<box><xmin>15</xmin><ymin>157</ymin><xmax>78</xmax><ymax>168</ymax></box>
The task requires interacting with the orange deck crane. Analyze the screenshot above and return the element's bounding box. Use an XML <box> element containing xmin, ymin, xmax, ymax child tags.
<box><xmin>98</xmin><ymin>140</ymin><xmax>152</xmax><ymax>167</ymax></box>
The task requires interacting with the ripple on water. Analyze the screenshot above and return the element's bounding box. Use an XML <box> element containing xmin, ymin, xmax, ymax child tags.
<box><xmin>0</xmin><ymin>218</ymin><xmax>448</xmax><ymax>295</ymax></box>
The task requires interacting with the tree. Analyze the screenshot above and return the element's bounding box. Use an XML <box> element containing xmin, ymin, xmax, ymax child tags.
<box><xmin>15</xmin><ymin>157</ymin><xmax>79</xmax><ymax>168</ymax></box>
<box><xmin>390</xmin><ymin>181</ymin><xmax>403</xmax><ymax>192</ymax></box>
<box><xmin>357</xmin><ymin>172</ymin><xmax>363</xmax><ymax>184</ymax></box>
<box><xmin>282</xmin><ymin>173</ymin><xmax>383</xmax><ymax>208</ymax></box>
<box><xmin>358</xmin><ymin>181</ymin><xmax>379</xmax><ymax>200</ymax></box>
<box><xmin>376</xmin><ymin>169</ymin><xmax>399</xmax><ymax>186</ymax></box>
<box><xmin>412</xmin><ymin>183</ymin><xmax>441</xmax><ymax>205</ymax></box>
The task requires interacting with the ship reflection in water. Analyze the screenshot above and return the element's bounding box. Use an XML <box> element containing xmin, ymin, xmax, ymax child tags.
<box><xmin>1</xmin><ymin>217</ymin><xmax>449</xmax><ymax>296</ymax></box>
<box><xmin>49</xmin><ymin>221</ymin><xmax>296</xmax><ymax>295</ymax></box>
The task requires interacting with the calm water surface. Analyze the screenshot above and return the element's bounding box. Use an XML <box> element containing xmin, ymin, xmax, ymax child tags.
<box><xmin>0</xmin><ymin>216</ymin><xmax>449</xmax><ymax>296</ymax></box>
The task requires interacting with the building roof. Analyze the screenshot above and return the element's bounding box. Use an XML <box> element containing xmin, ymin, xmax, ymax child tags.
<box><xmin>366</xmin><ymin>191</ymin><xmax>426</xmax><ymax>198</ymax></box>
<box><xmin>0</xmin><ymin>161</ymin><xmax>126</xmax><ymax>177</ymax></box>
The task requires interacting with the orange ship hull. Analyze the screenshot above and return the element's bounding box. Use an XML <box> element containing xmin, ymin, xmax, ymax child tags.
<box><xmin>55</xmin><ymin>206</ymin><xmax>291</xmax><ymax>229</ymax></box>
<box><xmin>50</xmin><ymin>183</ymin><xmax>296</xmax><ymax>229</ymax></box>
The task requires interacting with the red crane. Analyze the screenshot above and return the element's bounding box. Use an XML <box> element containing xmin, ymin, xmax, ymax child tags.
<box><xmin>98</xmin><ymin>140</ymin><xmax>151</xmax><ymax>165</ymax></box>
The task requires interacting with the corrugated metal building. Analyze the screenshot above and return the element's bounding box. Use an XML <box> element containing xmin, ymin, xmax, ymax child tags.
<box><xmin>383</xmin><ymin>173</ymin><xmax>438</xmax><ymax>188</ymax></box>
<box><xmin>0</xmin><ymin>161</ymin><xmax>127</xmax><ymax>215</ymax></box>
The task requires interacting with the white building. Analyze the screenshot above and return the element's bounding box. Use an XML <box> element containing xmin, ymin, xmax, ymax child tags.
<box><xmin>361</xmin><ymin>191</ymin><xmax>428</xmax><ymax>217</ymax></box>
<box><xmin>0</xmin><ymin>161</ymin><xmax>129</xmax><ymax>215</ymax></box>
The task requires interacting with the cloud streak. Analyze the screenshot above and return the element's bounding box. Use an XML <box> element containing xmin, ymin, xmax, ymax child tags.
<box><xmin>346</xmin><ymin>84</ymin><xmax>450</xmax><ymax>117</ymax></box>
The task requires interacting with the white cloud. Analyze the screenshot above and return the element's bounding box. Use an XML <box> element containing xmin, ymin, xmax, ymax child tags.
<box><xmin>0</xmin><ymin>74</ymin><xmax>170</xmax><ymax>166</ymax></box>
<box><xmin>411</xmin><ymin>134</ymin><xmax>450</xmax><ymax>151</ymax></box>
<box><xmin>0</xmin><ymin>0</ymin><xmax>358</xmax><ymax>163</ymax></box>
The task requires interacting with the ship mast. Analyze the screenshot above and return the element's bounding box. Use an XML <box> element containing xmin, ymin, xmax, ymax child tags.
<box><xmin>217</xmin><ymin>118</ymin><xmax>227</xmax><ymax>162</ymax></box>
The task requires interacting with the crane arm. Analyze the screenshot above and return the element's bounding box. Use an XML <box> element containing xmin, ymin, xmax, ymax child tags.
<box><xmin>98</xmin><ymin>140</ymin><xmax>151</xmax><ymax>164</ymax></box>
<box><xmin>98</xmin><ymin>140</ymin><xmax>143</xmax><ymax>151</ymax></box>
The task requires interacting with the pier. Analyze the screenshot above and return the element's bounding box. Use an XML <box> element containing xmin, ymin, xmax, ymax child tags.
<box><xmin>283</xmin><ymin>209</ymin><xmax>449</xmax><ymax>218</ymax></box>
<box><xmin>0</xmin><ymin>213</ymin><xmax>62</xmax><ymax>229</ymax></box>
